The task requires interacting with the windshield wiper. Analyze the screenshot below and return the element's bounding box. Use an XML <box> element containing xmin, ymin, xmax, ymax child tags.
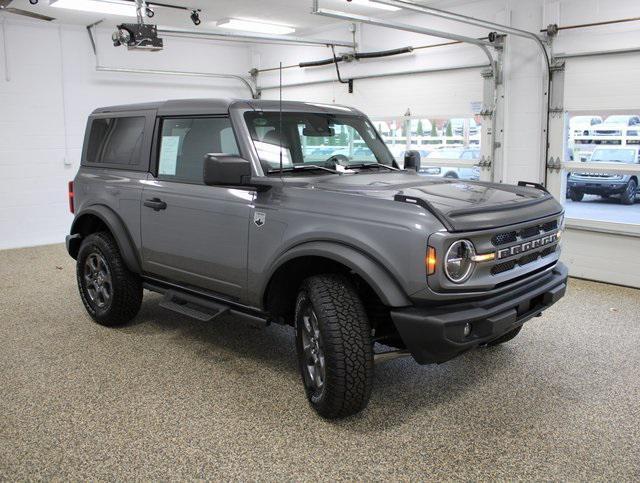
<box><xmin>349</xmin><ymin>162</ymin><xmax>400</xmax><ymax>171</ymax></box>
<box><xmin>268</xmin><ymin>164</ymin><xmax>341</xmax><ymax>175</ymax></box>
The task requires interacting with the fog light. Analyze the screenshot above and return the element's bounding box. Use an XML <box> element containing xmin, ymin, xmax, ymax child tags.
<box><xmin>463</xmin><ymin>322</ymin><xmax>472</xmax><ymax>337</ymax></box>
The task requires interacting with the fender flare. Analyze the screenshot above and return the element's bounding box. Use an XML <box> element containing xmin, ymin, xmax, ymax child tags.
<box><xmin>70</xmin><ymin>205</ymin><xmax>142</xmax><ymax>274</ymax></box>
<box><xmin>264</xmin><ymin>241</ymin><xmax>411</xmax><ymax>308</ymax></box>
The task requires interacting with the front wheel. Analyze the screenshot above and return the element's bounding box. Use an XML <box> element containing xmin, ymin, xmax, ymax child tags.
<box><xmin>295</xmin><ymin>274</ymin><xmax>373</xmax><ymax>419</ymax></box>
<box><xmin>620</xmin><ymin>179</ymin><xmax>637</xmax><ymax>205</ymax></box>
<box><xmin>569</xmin><ymin>189</ymin><xmax>584</xmax><ymax>202</ymax></box>
<box><xmin>76</xmin><ymin>232</ymin><xmax>143</xmax><ymax>326</ymax></box>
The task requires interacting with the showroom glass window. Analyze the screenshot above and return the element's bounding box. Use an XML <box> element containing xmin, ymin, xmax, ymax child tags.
<box><xmin>566</xmin><ymin>111</ymin><xmax>640</xmax><ymax>224</ymax></box>
<box><xmin>157</xmin><ymin>117</ymin><xmax>239</xmax><ymax>183</ymax></box>
<box><xmin>86</xmin><ymin>116</ymin><xmax>146</xmax><ymax>166</ymax></box>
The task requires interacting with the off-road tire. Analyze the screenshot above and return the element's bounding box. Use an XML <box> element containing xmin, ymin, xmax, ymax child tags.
<box><xmin>569</xmin><ymin>189</ymin><xmax>584</xmax><ymax>202</ymax></box>
<box><xmin>620</xmin><ymin>179</ymin><xmax>637</xmax><ymax>205</ymax></box>
<box><xmin>486</xmin><ymin>325</ymin><xmax>522</xmax><ymax>347</ymax></box>
<box><xmin>76</xmin><ymin>231</ymin><xmax>142</xmax><ymax>326</ymax></box>
<box><xmin>295</xmin><ymin>274</ymin><xmax>374</xmax><ymax>419</ymax></box>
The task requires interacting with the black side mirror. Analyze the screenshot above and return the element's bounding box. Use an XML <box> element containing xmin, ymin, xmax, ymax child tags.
<box><xmin>203</xmin><ymin>154</ymin><xmax>252</xmax><ymax>187</ymax></box>
<box><xmin>404</xmin><ymin>150</ymin><xmax>421</xmax><ymax>171</ymax></box>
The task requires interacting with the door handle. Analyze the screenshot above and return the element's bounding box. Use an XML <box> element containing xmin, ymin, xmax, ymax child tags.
<box><xmin>144</xmin><ymin>198</ymin><xmax>167</xmax><ymax>211</ymax></box>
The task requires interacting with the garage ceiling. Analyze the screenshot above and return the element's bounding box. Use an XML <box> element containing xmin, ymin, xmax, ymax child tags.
<box><xmin>3</xmin><ymin>0</ymin><xmax>445</xmax><ymax>32</ymax></box>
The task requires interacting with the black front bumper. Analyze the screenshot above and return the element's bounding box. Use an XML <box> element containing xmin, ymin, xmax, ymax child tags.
<box><xmin>390</xmin><ymin>263</ymin><xmax>568</xmax><ymax>364</ymax></box>
<box><xmin>568</xmin><ymin>180</ymin><xmax>627</xmax><ymax>195</ymax></box>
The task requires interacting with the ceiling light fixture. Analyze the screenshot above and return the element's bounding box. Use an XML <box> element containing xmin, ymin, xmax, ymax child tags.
<box><xmin>349</xmin><ymin>0</ymin><xmax>400</xmax><ymax>11</ymax></box>
<box><xmin>216</xmin><ymin>18</ymin><xmax>295</xmax><ymax>35</ymax></box>
<box><xmin>49</xmin><ymin>0</ymin><xmax>137</xmax><ymax>17</ymax></box>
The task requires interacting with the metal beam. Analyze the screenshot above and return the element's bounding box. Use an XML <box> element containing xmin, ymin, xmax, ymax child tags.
<box><xmin>258</xmin><ymin>62</ymin><xmax>489</xmax><ymax>91</ymax></box>
<box><xmin>313</xmin><ymin>8</ymin><xmax>494</xmax><ymax>49</ymax></box>
<box><xmin>157</xmin><ymin>26</ymin><xmax>356</xmax><ymax>48</ymax></box>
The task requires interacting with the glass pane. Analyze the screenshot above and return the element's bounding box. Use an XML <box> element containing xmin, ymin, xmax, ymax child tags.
<box><xmin>158</xmin><ymin>117</ymin><xmax>239</xmax><ymax>182</ymax></box>
<box><xmin>244</xmin><ymin>112</ymin><xmax>395</xmax><ymax>173</ymax></box>
<box><xmin>86</xmin><ymin>116</ymin><xmax>145</xmax><ymax>166</ymax></box>
<box><xmin>566</xmin><ymin>112</ymin><xmax>640</xmax><ymax>224</ymax></box>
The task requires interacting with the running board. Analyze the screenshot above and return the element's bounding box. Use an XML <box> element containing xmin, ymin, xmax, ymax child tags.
<box><xmin>159</xmin><ymin>289</ymin><xmax>229</xmax><ymax>322</ymax></box>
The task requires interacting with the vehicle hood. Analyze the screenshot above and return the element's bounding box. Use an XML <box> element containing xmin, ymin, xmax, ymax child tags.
<box><xmin>310</xmin><ymin>171</ymin><xmax>562</xmax><ymax>232</ymax></box>
<box><xmin>596</xmin><ymin>122</ymin><xmax>628</xmax><ymax>128</ymax></box>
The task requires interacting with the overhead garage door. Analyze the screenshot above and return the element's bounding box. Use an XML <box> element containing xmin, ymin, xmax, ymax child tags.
<box><xmin>562</xmin><ymin>51</ymin><xmax>640</xmax><ymax>287</ymax></box>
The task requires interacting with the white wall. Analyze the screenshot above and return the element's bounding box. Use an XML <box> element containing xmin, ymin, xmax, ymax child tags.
<box><xmin>0</xmin><ymin>19</ymin><xmax>252</xmax><ymax>250</ymax></box>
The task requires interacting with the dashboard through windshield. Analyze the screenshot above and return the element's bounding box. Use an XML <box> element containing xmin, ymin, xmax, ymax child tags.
<box><xmin>244</xmin><ymin>111</ymin><xmax>395</xmax><ymax>174</ymax></box>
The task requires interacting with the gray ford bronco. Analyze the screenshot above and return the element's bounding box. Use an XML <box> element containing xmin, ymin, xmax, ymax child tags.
<box><xmin>67</xmin><ymin>98</ymin><xmax>567</xmax><ymax>419</ymax></box>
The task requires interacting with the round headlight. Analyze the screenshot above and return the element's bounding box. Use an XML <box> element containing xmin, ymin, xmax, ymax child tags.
<box><xmin>444</xmin><ymin>240</ymin><xmax>476</xmax><ymax>283</ymax></box>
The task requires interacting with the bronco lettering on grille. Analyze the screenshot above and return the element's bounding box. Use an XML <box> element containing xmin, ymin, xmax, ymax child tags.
<box><xmin>496</xmin><ymin>233</ymin><xmax>558</xmax><ymax>260</ymax></box>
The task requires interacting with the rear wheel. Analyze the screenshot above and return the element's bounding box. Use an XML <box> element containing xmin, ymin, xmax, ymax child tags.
<box><xmin>569</xmin><ymin>189</ymin><xmax>584</xmax><ymax>202</ymax></box>
<box><xmin>295</xmin><ymin>274</ymin><xmax>373</xmax><ymax>419</ymax></box>
<box><xmin>76</xmin><ymin>232</ymin><xmax>142</xmax><ymax>326</ymax></box>
<box><xmin>620</xmin><ymin>179</ymin><xmax>637</xmax><ymax>205</ymax></box>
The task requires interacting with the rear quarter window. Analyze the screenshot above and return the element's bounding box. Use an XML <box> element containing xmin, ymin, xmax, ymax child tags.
<box><xmin>84</xmin><ymin>116</ymin><xmax>146</xmax><ymax>167</ymax></box>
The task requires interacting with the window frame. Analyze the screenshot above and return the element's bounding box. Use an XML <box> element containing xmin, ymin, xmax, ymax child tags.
<box><xmin>150</xmin><ymin>114</ymin><xmax>241</xmax><ymax>185</ymax></box>
<box><xmin>81</xmin><ymin>110</ymin><xmax>156</xmax><ymax>172</ymax></box>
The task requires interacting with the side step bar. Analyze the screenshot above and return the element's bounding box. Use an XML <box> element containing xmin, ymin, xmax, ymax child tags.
<box><xmin>142</xmin><ymin>280</ymin><xmax>270</xmax><ymax>325</ymax></box>
<box><xmin>159</xmin><ymin>289</ymin><xmax>229</xmax><ymax>322</ymax></box>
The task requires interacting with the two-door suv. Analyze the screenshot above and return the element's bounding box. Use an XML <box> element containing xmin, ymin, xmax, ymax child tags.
<box><xmin>67</xmin><ymin>99</ymin><xmax>567</xmax><ymax>418</ymax></box>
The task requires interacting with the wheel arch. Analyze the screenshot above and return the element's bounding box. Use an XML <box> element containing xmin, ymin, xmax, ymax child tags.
<box><xmin>262</xmin><ymin>241</ymin><xmax>411</xmax><ymax>322</ymax></box>
<box><xmin>69</xmin><ymin>206</ymin><xmax>141</xmax><ymax>274</ymax></box>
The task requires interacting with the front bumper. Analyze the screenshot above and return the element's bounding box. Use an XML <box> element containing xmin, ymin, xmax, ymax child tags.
<box><xmin>568</xmin><ymin>179</ymin><xmax>627</xmax><ymax>195</ymax></box>
<box><xmin>390</xmin><ymin>262</ymin><xmax>568</xmax><ymax>364</ymax></box>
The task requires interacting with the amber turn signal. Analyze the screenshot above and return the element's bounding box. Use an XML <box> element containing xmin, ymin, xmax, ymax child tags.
<box><xmin>426</xmin><ymin>246</ymin><xmax>437</xmax><ymax>275</ymax></box>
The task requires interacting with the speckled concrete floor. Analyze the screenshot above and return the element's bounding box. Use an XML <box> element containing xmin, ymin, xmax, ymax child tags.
<box><xmin>1</xmin><ymin>244</ymin><xmax>639</xmax><ymax>480</ymax></box>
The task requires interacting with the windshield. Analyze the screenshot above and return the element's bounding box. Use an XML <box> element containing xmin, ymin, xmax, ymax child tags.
<box><xmin>590</xmin><ymin>148</ymin><xmax>637</xmax><ymax>163</ymax></box>
<box><xmin>244</xmin><ymin>111</ymin><xmax>395</xmax><ymax>173</ymax></box>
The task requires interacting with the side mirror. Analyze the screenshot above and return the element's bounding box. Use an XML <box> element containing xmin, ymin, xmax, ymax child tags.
<box><xmin>203</xmin><ymin>154</ymin><xmax>252</xmax><ymax>187</ymax></box>
<box><xmin>404</xmin><ymin>150</ymin><xmax>421</xmax><ymax>171</ymax></box>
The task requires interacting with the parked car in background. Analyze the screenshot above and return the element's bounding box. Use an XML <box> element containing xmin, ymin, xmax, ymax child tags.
<box><xmin>570</xmin><ymin>116</ymin><xmax>603</xmax><ymax>137</ymax></box>
<box><xmin>567</xmin><ymin>147</ymin><xmax>639</xmax><ymax>205</ymax></box>
<box><xmin>419</xmin><ymin>148</ymin><xmax>480</xmax><ymax>180</ymax></box>
<box><xmin>590</xmin><ymin>115</ymin><xmax>640</xmax><ymax>137</ymax></box>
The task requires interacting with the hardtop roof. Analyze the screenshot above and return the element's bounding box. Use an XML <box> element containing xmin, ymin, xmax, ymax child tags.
<box><xmin>91</xmin><ymin>98</ymin><xmax>364</xmax><ymax>117</ymax></box>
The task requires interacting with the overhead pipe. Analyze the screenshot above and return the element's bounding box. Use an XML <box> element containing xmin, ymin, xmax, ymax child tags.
<box><xmin>298</xmin><ymin>46</ymin><xmax>414</xmax><ymax>68</ymax></box>
<box><xmin>86</xmin><ymin>23</ymin><xmax>259</xmax><ymax>98</ymax></box>
<box><xmin>371</xmin><ymin>0</ymin><xmax>553</xmax><ymax>184</ymax></box>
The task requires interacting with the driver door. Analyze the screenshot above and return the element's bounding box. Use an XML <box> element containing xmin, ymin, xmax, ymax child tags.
<box><xmin>140</xmin><ymin>116</ymin><xmax>253</xmax><ymax>299</ymax></box>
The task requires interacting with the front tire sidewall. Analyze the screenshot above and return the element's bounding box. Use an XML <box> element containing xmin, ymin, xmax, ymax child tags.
<box><xmin>295</xmin><ymin>290</ymin><xmax>325</xmax><ymax>405</ymax></box>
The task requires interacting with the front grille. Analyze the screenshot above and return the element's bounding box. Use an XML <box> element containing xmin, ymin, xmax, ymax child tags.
<box><xmin>491</xmin><ymin>260</ymin><xmax>517</xmax><ymax>275</ymax></box>
<box><xmin>493</xmin><ymin>219</ymin><xmax>558</xmax><ymax>247</ymax></box>
<box><xmin>492</xmin><ymin>231</ymin><xmax>517</xmax><ymax>246</ymax></box>
<box><xmin>520</xmin><ymin>225</ymin><xmax>540</xmax><ymax>239</ymax></box>
<box><xmin>486</xmin><ymin>217</ymin><xmax>561</xmax><ymax>277</ymax></box>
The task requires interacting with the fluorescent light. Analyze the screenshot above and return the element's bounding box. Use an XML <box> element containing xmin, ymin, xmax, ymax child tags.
<box><xmin>50</xmin><ymin>0</ymin><xmax>137</xmax><ymax>17</ymax></box>
<box><xmin>353</xmin><ymin>0</ymin><xmax>401</xmax><ymax>11</ymax></box>
<box><xmin>216</xmin><ymin>18</ymin><xmax>295</xmax><ymax>35</ymax></box>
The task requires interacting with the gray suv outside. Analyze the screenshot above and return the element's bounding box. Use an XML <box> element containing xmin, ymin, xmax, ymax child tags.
<box><xmin>66</xmin><ymin>99</ymin><xmax>568</xmax><ymax>419</ymax></box>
